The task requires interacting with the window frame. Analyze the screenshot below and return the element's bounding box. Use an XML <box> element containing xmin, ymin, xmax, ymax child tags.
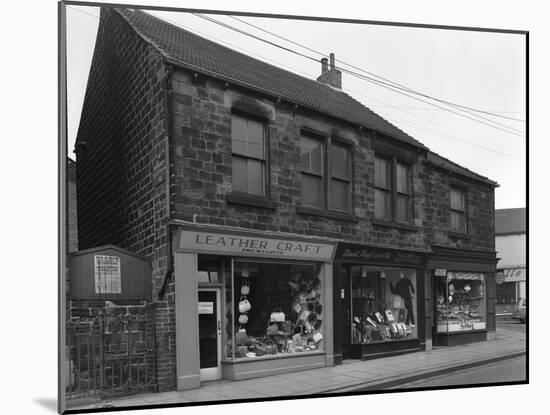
<box><xmin>374</xmin><ymin>154</ymin><xmax>413</xmax><ymax>224</ymax></box>
<box><xmin>299</xmin><ymin>130</ymin><xmax>354</xmax><ymax>213</ymax></box>
<box><xmin>449</xmin><ymin>185</ymin><xmax>468</xmax><ymax>233</ymax></box>
<box><xmin>230</xmin><ymin>110</ymin><xmax>269</xmax><ymax>199</ymax></box>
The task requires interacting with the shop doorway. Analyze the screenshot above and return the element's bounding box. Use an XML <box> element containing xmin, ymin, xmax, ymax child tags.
<box><xmin>198</xmin><ymin>288</ymin><xmax>222</xmax><ymax>381</ymax></box>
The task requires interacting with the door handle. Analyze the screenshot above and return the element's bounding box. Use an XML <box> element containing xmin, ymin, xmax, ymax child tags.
<box><xmin>217</xmin><ymin>320</ymin><xmax>221</xmax><ymax>334</ymax></box>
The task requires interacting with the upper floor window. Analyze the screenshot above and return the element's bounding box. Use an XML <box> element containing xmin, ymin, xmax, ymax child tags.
<box><xmin>450</xmin><ymin>187</ymin><xmax>466</xmax><ymax>232</ymax></box>
<box><xmin>300</xmin><ymin>134</ymin><xmax>324</xmax><ymax>208</ymax></box>
<box><xmin>374</xmin><ymin>156</ymin><xmax>412</xmax><ymax>223</ymax></box>
<box><xmin>330</xmin><ymin>141</ymin><xmax>352</xmax><ymax>211</ymax></box>
<box><xmin>300</xmin><ymin>132</ymin><xmax>352</xmax><ymax>212</ymax></box>
<box><xmin>231</xmin><ymin>114</ymin><xmax>266</xmax><ymax>196</ymax></box>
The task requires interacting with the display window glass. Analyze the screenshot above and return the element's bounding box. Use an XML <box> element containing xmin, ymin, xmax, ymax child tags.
<box><xmin>347</xmin><ymin>266</ymin><xmax>418</xmax><ymax>343</ymax></box>
<box><xmin>226</xmin><ymin>260</ymin><xmax>324</xmax><ymax>360</ymax></box>
<box><xmin>435</xmin><ymin>272</ymin><xmax>486</xmax><ymax>332</ymax></box>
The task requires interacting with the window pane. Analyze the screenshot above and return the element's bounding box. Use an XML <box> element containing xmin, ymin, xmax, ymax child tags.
<box><xmin>396</xmin><ymin>163</ymin><xmax>409</xmax><ymax>194</ymax></box>
<box><xmin>247</xmin><ymin>159</ymin><xmax>265</xmax><ymax>196</ymax></box>
<box><xmin>451</xmin><ymin>211</ymin><xmax>466</xmax><ymax>232</ymax></box>
<box><xmin>301</xmin><ymin>136</ymin><xmax>323</xmax><ymax>175</ymax></box>
<box><xmin>246</xmin><ymin>119</ymin><xmax>265</xmax><ymax>159</ymax></box>
<box><xmin>331</xmin><ymin>143</ymin><xmax>349</xmax><ymax>179</ymax></box>
<box><xmin>301</xmin><ymin>173</ymin><xmax>323</xmax><ymax>208</ymax></box>
<box><xmin>231</xmin><ymin>115</ymin><xmax>248</xmax><ymax>155</ymax></box>
<box><xmin>451</xmin><ymin>188</ymin><xmax>465</xmax><ymax>211</ymax></box>
<box><xmin>231</xmin><ymin>115</ymin><xmax>265</xmax><ymax>159</ymax></box>
<box><xmin>232</xmin><ymin>156</ymin><xmax>248</xmax><ymax>193</ymax></box>
<box><xmin>375</xmin><ymin>157</ymin><xmax>390</xmax><ymax>189</ymax></box>
<box><xmin>330</xmin><ymin>179</ymin><xmax>349</xmax><ymax>211</ymax></box>
<box><xmin>375</xmin><ymin>189</ymin><xmax>390</xmax><ymax>219</ymax></box>
<box><xmin>396</xmin><ymin>194</ymin><xmax>410</xmax><ymax>223</ymax></box>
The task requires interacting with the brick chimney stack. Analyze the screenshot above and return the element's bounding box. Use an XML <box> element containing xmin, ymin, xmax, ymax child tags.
<box><xmin>316</xmin><ymin>53</ymin><xmax>342</xmax><ymax>89</ymax></box>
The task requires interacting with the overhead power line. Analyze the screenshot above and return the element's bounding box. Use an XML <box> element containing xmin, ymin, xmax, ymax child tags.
<box><xmin>227</xmin><ymin>14</ymin><xmax>526</xmax><ymax>124</ymax></box>
<box><xmin>193</xmin><ymin>13</ymin><xmax>525</xmax><ymax>137</ymax></box>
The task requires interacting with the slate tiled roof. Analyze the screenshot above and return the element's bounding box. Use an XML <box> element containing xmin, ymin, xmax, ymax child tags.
<box><xmin>495</xmin><ymin>208</ymin><xmax>526</xmax><ymax>235</ymax></box>
<box><xmin>427</xmin><ymin>151</ymin><xmax>499</xmax><ymax>186</ymax></box>
<box><xmin>115</xmin><ymin>8</ymin><xmax>426</xmax><ymax>149</ymax></box>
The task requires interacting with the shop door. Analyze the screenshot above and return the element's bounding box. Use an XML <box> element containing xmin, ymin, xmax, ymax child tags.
<box><xmin>341</xmin><ymin>266</ymin><xmax>352</xmax><ymax>358</ymax></box>
<box><xmin>198</xmin><ymin>289</ymin><xmax>222</xmax><ymax>381</ymax></box>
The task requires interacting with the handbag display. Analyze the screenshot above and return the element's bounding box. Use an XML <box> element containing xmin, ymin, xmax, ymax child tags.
<box><xmin>240</xmin><ymin>280</ymin><xmax>250</xmax><ymax>295</ymax></box>
<box><xmin>270</xmin><ymin>308</ymin><xmax>285</xmax><ymax>323</ymax></box>
<box><xmin>298</xmin><ymin>309</ymin><xmax>311</xmax><ymax>323</ymax></box>
<box><xmin>312</xmin><ymin>331</ymin><xmax>323</xmax><ymax>343</ymax></box>
<box><xmin>267</xmin><ymin>323</ymin><xmax>280</xmax><ymax>336</ymax></box>
<box><xmin>235</xmin><ymin>329</ymin><xmax>248</xmax><ymax>345</ymax></box>
<box><xmin>384</xmin><ymin>309</ymin><xmax>395</xmax><ymax>323</ymax></box>
<box><xmin>238</xmin><ymin>314</ymin><xmax>248</xmax><ymax>325</ymax></box>
<box><xmin>374</xmin><ymin>312</ymin><xmax>384</xmax><ymax>324</ymax></box>
<box><xmin>238</xmin><ymin>297</ymin><xmax>251</xmax><ymax>313</ymax></box>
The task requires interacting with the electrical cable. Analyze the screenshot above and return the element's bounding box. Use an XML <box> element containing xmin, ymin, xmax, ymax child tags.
<box><xmin>195</xmin><ymin>13</ymin><xmax>525</xmax><ymax>135</ymax></box>
<box><xmin>226</xmin><ymin>14</ymin><xmax>526</xmax><ymax>123</ymax></box>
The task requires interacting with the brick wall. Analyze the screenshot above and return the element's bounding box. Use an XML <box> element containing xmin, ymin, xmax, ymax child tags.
<box><xmin>75</xmin><ymin>7</ymin><xmax>175</xmax><ymax>390</ymax></box>
<box><xmin>169</xmin><ymin>69</ymin><xmax>495</xmax><ymax>253</ymax></box>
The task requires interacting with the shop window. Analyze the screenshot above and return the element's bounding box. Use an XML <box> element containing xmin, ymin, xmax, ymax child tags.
<box><xmin>231</xmin><ymin>114</ymin><xmax>266</xmax><ymax>196</ymax></box>
<box><xmin>375</xmin><ymin>156</ymin><xmax>412</xmax><ymax>223</ymax></box>
<box><xmin>346</xmin><ymin>266</ymin><xmax>418</xmax><ymax>343</ymax></box>
<box><xmin>227</xmin><ymin>261</ymin><xmax>324</xmax><ymax>359</ymax></box>
<box><xmin>435</xmin><ymin>272</ymin><xmax>486</xmax><ymax>333</ymax></box>
<box><xmin>450</xmin><ymin>187</ymin><xmax>467</xmax><ymax>232</ymax></box>
<box><xmin>300</xmin><ymin>134</ymin><xmax>324</xmax><ymax>208</ymax></box>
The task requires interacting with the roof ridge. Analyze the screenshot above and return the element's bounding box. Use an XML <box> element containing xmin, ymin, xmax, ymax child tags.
<box><xmin>428</xmin><ymin>149</ymin><xmax>497</xmax><ymax>184</ymax></box>
<box><xmin>119</xmin><ymin>8</ymin><xmax>336</xmax><ymax>88</ymax></box>
<box><xmin>112</xmin><ymin>7</ymin><xmax>427</xmax><ymax>150</ymax></box>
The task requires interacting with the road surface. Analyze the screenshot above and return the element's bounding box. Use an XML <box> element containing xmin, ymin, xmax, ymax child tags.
<box><xmin>388</xmin><ymin>355</ymin><xmax>526</xmax><ymax>389</ymax></box>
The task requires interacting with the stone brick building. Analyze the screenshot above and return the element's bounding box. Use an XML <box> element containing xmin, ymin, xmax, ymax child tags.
<box><xmin>74</xmin><ymin>7</ymin><xmax>499</xmax><ymax>392</ymax></box>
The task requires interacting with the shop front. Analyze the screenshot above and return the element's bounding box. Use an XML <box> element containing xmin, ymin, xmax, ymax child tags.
<box><xmin>428</xmin><ymin>246</ymin><xmax>497</xmax><ymax>346</ymax></box>
<box><xmin>172</xmin><ymin>225</ymin><xmax>336</xmax><ymax>390</ymax></box>
<box><xmin>332</xmin><ymin>243</ymin><xmax>428</xmax><ymax>363</ymax></box>
<box><xmin>495</xmin><ymin>267</ymin><xmax>526</xmax><ymax>315</ymax></box>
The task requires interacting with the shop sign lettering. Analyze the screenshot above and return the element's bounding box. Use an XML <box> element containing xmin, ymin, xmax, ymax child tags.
<box><xmin>178</xmin><ymin>230</ymin><xmax>335</xmax><ymax>260</ymax></box>
<box><xmin>503</xmin><ymin>268</ymin><xmax>526</xmax><ymax>282</ymax></box>
<box><xmin>336</xmin><ymin>244</ymin><xmax>424</xmax><ymax>265</ymax></box>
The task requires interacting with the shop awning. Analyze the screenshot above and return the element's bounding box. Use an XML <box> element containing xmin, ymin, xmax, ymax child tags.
<box><xmin>503</xmin><ymin>268</ymin><xmax>526</xmax><ymax>282</ymax></box>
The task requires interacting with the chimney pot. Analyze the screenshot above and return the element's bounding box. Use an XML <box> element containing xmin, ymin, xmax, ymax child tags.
<box><xmin>329</xmin><ymin>53</ymin><xmax>335</xmax><ymax>69</ymax></box>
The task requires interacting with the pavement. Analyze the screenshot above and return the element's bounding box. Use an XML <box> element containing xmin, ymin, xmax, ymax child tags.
<box><xmin>66</xmin><ymin>323</ymin><xmax>526</xmax><ymax>411</ymax></box>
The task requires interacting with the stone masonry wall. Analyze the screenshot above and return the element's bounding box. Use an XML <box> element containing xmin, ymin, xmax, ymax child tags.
<box><xmin>74</xmin><ymin>7</ymin><xmax>175</xmax><ymax>391</ymax></box>
<box><xmin>169</xmin><ymin>69</ymin><xmax>495</xmax><ymax>252</ymax></box>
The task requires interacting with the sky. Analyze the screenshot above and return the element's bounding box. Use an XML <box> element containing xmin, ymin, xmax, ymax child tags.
<box><xmin>66</xmin><ymin>2</ymin><xmax>526</xmax><ymax>210</ymax></box>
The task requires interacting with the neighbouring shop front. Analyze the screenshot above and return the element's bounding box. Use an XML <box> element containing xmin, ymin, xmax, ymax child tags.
<box><xmin>332</xmin><ymin>243</ymin><xmax>429</xmax><ymax>363</ymax></box>
<box><xmin>495</xmin><ymin>267</ymin><xmax>526</xmax><ymax>315</ymax></box>
<box><xmin>428</xmin><ymin>246</ymin><xmax>497</xmax><ymax>346</ymax></box>
<box><xmin>172</xmin><ymin>225</ymin><xmax>336</xmax><ymax>390</ymax></box>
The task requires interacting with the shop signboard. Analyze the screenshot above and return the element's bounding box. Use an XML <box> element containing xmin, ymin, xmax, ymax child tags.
<box><xmin>435</xmin><ymin>269</ymin><xmax>447</xmax><ymax>277</ymax></box>
<box><xmin>178</xmin><ymin>229</ymin><xmax>335</xmax><ymax>261</ymax></box>
<box><xmin>503</xmin><ymin>268</ymin><xmax>526</xmax><ymax>282</ymax></box>
<box><xmin>334</xmin><ymin>243</ymin><xmax>426</xmax><ymax>265</ymax></box>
